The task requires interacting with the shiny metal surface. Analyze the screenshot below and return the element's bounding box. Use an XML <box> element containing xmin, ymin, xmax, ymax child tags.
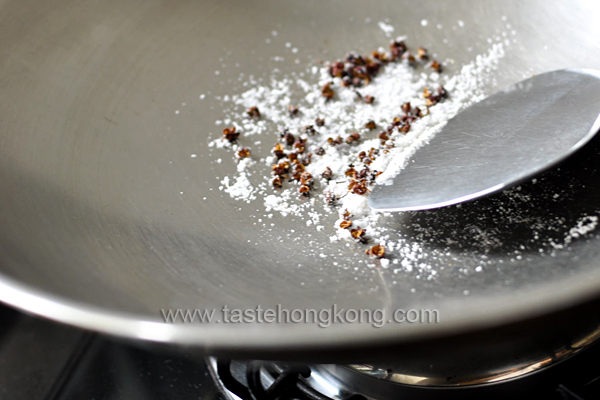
<box><xmin>369</xmin><ymin>69</ymin><xmax>600</xmax><ymax>211</ymax></box>
<box><xmin>1</xmin><ymin>0</ymin><xmax>600</xmax><ymax>362</ymax></box>
<box><xmin>344</xmin><ymin>324</ymin><xmax>600</xmax><ymax>386</ymax></box>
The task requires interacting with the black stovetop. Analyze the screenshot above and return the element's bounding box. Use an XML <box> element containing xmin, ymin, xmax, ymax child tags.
<box><xmin>2</xmin><ymin>303</ymin><xmax>600</xmax><ymax>400</ymax></box>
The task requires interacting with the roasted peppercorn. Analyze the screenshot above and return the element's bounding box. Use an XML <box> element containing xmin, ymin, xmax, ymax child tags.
<box><xmin>340</xmin><ymin>220</ymin><xmax>352</xmax><ymax>229</ymax></box>
<box><xmin>222</xmin><ymin>126</ymin><xmax>240</xmax><ymax>143</ymax></box>
<box><xmin>345</xmin><ymin>132</ymin><xmax>361</xmax><ymax>144</ymax></box>
<box><xmin>237</xmin><ymin>147</ymin><xmax>251</xmax><ymax>158</ymax></box>
<box><xmin>365</xmin><ymin>245</ymin><xmax>385</xmax><ymax>258</ymax></box>
<box><xmin>272</xmin><ymin>143</ymin><xmax>286</xmax><ymax>159</ymax></box>
<box><xmin>246</xmin><ymin>106</ymin><xmax>260</xmax><ymax>119</ymax></box>
<box><xmin>322</xmin><ymin>167</ymin><xmax>333</xmax><ymax>181</ymax></box>
<box><xmin>321</xmin><ymin>82</ymin><xmax>335</xmax><ymax>100</ymax></box>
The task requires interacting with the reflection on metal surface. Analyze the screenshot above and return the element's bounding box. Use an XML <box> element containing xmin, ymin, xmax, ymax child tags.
<box><xmin>337</xmin><ymin>325</ymin><xmax>600</xmax><ymax>387</ymax></box>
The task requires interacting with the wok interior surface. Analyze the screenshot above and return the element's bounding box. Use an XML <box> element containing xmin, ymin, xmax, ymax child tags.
<box><xmin>1</xmin><ymin>0</ymin><xmax>600</xmax><ymax>357</ymax></box>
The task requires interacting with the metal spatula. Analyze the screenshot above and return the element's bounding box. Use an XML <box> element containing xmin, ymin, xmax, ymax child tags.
<box><xmin>368</xmin><ymin>69</ymin><xmax>600</xmax><ymax>212</ymax></box>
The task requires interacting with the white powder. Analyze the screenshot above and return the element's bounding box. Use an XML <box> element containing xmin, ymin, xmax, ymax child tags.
<box><xmin>377</xmin><ymin>21</ymin><xmax>395</xmax><ymax>37</ymax></box>
<box><xmin>208</xmin><ymin>28</ymin><xmax>600</xmax><ymax>275</ymax></box>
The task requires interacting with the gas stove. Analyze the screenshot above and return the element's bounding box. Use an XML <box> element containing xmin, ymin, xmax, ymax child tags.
<box><xmin>2</xmin><ymin>304</ymin><xmax>600</xmax><ymax>400</ymax></box>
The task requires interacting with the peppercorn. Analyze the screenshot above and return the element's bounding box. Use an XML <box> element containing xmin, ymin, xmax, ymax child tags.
<box><xmin>322</xmin><ymin>167</ymin><xmax>333</xmax><ymax>181</ymax></box>
<box><xmin>437</xmin><ymin>85</ymin><xmax>448</xmax><ymax>98</ymax></box>
<box><xmin>288</xmin><ymin>105</ymin><xmax>299</xmax><ymax>116</ymax></box>
<box><xmin>302</xmin><ymin>125</ymin><xmax>317</xmax><ymax>136</ymax></box>
<box><xmin>246</xmin><ymin>106</ymin><xmax>260</xmax><ymax>119</ymax></box>
<box><xmin>365</xmin><ymin>245</ymin><xmax>385</xmax><ymax>258</ymax></box>
<box><xmin>389</xmin><ymin>40</ymin><xmax>407</xmax><ymax>61</ymax></box>
<box><xmin>283</xmin><ymin>132</ymin><xmax>295</xmax><ymax>146</ymax></box>
<box><xmin>345</xmin><ymin>165</ymin><xmax>357</xmax><ymax>179</ymax></box>
<box><xmin>327</xmin><ymin>136</ymin><xmax>343</xmax><ymax>146</ymax></box>
<box><xmin>364</xmin><ymin>120</ymin><xmax>376</xmax><ymax>130</ymax></box>
<box><xmin>300</xmin><ymin>153</ymin><xmax>312</xmax><ymax>166</ymax></box>
<box><xmin>315</xmin><ymin>147</ymin><xmax>325</xmax><ymax>156</ymax></box>
<box><xmin>340</xmin><ymin>220</ymin><xmax>352</xmax><ymax>229</ymax></box>
<box><xmin>237</xmin><ymin>147</ymin><xmax>251</xmax><ymax>159</ymax></box>
<box><xmin>222</xmin><ymin>126</ymin><xmax>239</xmax><ymax>143</ymax></box>
<box><xmin>315</xmin><ymin>118</ymin><xmax>325</xmax><ymax>126</ymax></box>
<box><xmin>430</xmin><ymin>60</ymin><xmax>442</xmax><ymax>73</ymax></box>
<box><xmin>350</xmin><ymin>227</ymin><xmax>368</xmax><ymax>243</ymax></box>
<box><xmin>349</xmin><ymin>180</ymin><xmax>368</xmax><ymax>195</ymax></box>
<box><xmin>416</xmin><ymin>47</ymin><xmax>428</xmax><ymax>61</ymax></box>
<box><xmin>321</xmin><ymin>82</ymin><xmax>335</xmax><ymax>100</ymax></box>
<box><xmin>346</xmin><ymin>132</ymin><xmax>361</xmax><ymax>144</ymax></box>
<box><xmin>402</xmin><ymin>51</ymin><xmax>416</xmax><ymax>66</ymax></box>
<box><xmin>300</xmin><ymin>172</ymin><xmax>313</xmax><ymax>186</ymax></box>
<box><xmin>272</xmin><ymin>143</ymin><xmax>286</xmax><ymax>159</ymax></box>
<box><xmin>364</xmin><ymin>95</ymin><xmax>375</xmax><ymax>104</ymax></box>
<box><xmin>299</xmin><ymin>185</ymin><xmax>311</xmax><ymax>196</ymax></box>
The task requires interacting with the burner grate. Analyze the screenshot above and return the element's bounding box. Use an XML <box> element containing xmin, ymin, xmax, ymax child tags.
<box><xmin>214</xmin><ymin>359</ymin><xmax>596</xmax><ymax>400</ymax></box>
<box><xmin>216</xmin><ymin>360</ymin><xmax>366</xmax><ymax>400</ymax></box>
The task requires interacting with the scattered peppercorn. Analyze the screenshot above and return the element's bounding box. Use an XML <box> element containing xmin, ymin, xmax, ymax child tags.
<box><xmin>389</xmin><ymin>40</ymin><xmax>407</xmax><ymax>61</ymax></box>
<box><xmin>322</xmin><ymin>167</ymin><xmax>333</xmax><ymax>180</ymax></box>
<box><xmin>345</xmin><ymin>132</ymin><xmax>361</xmax><ymax>144</ymax></box>
<box><xmin>350</xmin><ymin>227</ymin><xmax>368</xmax><ymax>243</ymax></box>
<box><xmin>423</xmin><ymin>85</ymin><xmax>448</xmax><ymax>106</ymax></box>
<box><xmin>340</xmin><ymin>220</ymin><xmax>352</xmax><ymax>229</ymax></box>
<box><xmin>272</xmin><ymin>143</ymin><xmax>286</xmax><ymax>159</ymax></box>
<box><xmin>246</xmin><ymin>106</ymin><xmax>260</xmax><ymax>119</ymax></box>
<box><xmin>302</xmin><ymin>125</ymin><xmax>317</xmax><ymax>136</ymax></box>
<box><xmin>365</xmin><ymin>245</ymin><xmax>385</xmax><ymax>258</ymax></box>
<box><xmin>321</xmin><ymin>82</ymin><xmax>335</xmax><ymax>100</ymax></box>
<box><xmin>327</xmin><ymin>136</ymin><xmax>343</xmax><ymax>146</ymax></box>
<box><xmin>222</xmin><ymin>126</ymin><xmax>240</xmax><ymax>143</ymax></box>
<box><xmin>294</xmin><ymin>138</ymin><xmax>306</xmax><ymax>153</ymax></box>
<box><xmin>402</xmin><ymin>51</ymin><xmax>417</xmax><ymax>66</ymax></box>
<box><xmin>345</xmin><ymin>165</ymin><xmax>357</xmax><ymax>179</ymax></box>
<box><xmin>283</xmin><ymin>131</ymin><xmax>295</xmax><ymax>146</ymax></box>
<box><xmin>223</xmin><ymin>39</ymin><xmax>450</xmax><ymax>259</ymax></box>
<box><xmin>299</xmin><ymin>185</ymin><xmax>311</xmax><ymax>196</ymax></box>
<box><xmin>237</xmin><ymin>147</ymin><xmax>251</xmax><ymax>159</ymax></box>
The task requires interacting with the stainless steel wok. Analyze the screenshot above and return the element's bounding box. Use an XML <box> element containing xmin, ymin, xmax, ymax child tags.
<box><xmin>2</xmin><ymin>0</ymin><xmax>600</xmax><ymax>383</ymax></box>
